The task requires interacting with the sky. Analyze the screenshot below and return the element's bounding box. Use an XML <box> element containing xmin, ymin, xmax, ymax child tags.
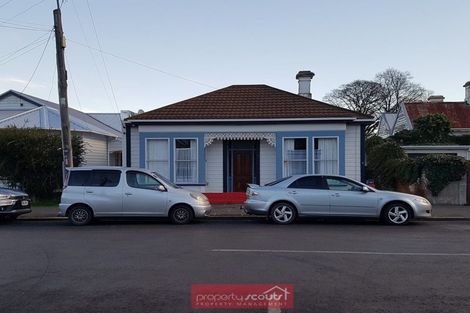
<box><xmin>1</xmin><ymin>0</ymin><xmax>469</xmax><ymax>114</ymax></box>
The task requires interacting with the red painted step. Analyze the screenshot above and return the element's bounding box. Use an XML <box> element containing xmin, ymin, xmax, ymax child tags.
<box><xmin>203</xmin><ymin>192</ymin><xmax>247</xmax><ymax>205</ymax></box>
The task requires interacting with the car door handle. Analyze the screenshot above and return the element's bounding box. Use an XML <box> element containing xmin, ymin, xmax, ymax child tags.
<box><xmin>332</xmin><ymin>193</ymin><xmax>340</xmax><ymax>197</ymax></box>
<box><xmin>125</xmin><ymin>192</ymin><xmax>132</xmax><ymax>196</ymax></box>
<box><xmin>85</xmin><ymin>190</ymin><xmax>93</xmax><ymax>194</ymax></box>
<box><xmin>288</xmin><ymin>191</ymin><xmax>297</xmax><ymax>195</ymax></box>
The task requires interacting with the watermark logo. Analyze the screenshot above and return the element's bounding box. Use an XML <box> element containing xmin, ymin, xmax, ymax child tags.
<box><xmin>191</xmin><ymin>284</ymin><xmax>294</xmax><ymax>309</ymax></box>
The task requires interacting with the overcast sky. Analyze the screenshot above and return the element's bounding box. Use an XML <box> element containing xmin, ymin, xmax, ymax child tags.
<box><xmin>1</xmin><ymin>0</ymin><xmax>469</xmax><ymax>113</ymax></box>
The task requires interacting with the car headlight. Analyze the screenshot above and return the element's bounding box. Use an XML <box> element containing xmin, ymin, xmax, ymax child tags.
<box><xmin>190</xmin><ymin>193</ymin><xmax>209</xmax><ymax>203</ymax></box>
<box><xmin>414</xmin><ymin>197</ymin><xmax>430</xmax><ymax>205</ymax></box>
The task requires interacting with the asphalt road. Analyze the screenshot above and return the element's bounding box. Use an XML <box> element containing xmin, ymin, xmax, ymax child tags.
<box><xmin>1</xmin><ymin>218</ymin><xmax>470</xmax><ymax>313</ymax></box>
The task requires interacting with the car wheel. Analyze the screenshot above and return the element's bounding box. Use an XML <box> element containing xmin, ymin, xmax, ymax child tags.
<box><xmin>170</xmin><ymin>205</ymin><xmax>194</xmax><ymax>224</ymax></box>
<box><xmin>382</xmin><ymin>203</ymin><xmax>411</xmax><ymax>225</ymax></box>
<box><xmin>68</xmin><ymin>206</ymin><xmax>93</xmax><ymax>226</ymax></box>
<box><xmin>270</xmin><ymin>202</ymin><xmax>297</xmax><ymax>225</ymax></box>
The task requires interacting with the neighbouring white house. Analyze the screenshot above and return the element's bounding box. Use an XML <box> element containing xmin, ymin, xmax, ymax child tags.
<box><xmin>124</xmin><ymin>71</ymin><xmax>373</xmax><ymax>193</ymax></box>
<box><xmin>377</xmin><ymin>81</ymin><xmax>470</xmax><ymax>205</ymax></box>
<box><xmin>0</xmin><ymin>90</ymin><xmax>132</xmax><ymax>166</ymax></box>
<box><xmin>378</xmin><ymin>82</ymin><xmax>470</xmax><ymax>137</ymax></box>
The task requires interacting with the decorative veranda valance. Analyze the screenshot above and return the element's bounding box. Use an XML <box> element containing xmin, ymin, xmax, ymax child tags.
<box><xmin>204</xmin><ymin>132</ymin><xmax>276</xmax><ymax>147</ymax></box>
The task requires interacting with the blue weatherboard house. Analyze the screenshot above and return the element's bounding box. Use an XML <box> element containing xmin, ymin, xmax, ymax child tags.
<box><xmin>124</xmin><ymin>71</ymin><xmax>373</xmax><ymax>192</ymax></box>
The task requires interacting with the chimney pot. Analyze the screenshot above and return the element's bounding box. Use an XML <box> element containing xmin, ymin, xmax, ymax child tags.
<box><xmin>296</xmin><ymin>70</ymin><xmax>315</xmax><ymax>98</ymax></box>
<box><xmin>427</xmin><ymin>95</ymin><xmax>445</xmax><ymax>102</ymax></box>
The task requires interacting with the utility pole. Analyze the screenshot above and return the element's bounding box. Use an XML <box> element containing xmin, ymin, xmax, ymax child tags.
<box><xmin>53</xmin><ymin>0</ymin><xmax>73</xmax><ymax>185</ymax></box>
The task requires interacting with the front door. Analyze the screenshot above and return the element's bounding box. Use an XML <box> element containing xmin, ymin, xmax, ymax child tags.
<box><xmin>233</xmin><ymin>150</ymin><xmax>253</xmax><ymax>192</ymax></box>
<box><xmin>224</xmin><ymin>140</ymin><xmax>260</xmax><ymax>192</ymax></box>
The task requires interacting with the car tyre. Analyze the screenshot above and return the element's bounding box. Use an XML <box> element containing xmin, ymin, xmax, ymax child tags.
<box><xmin>169</xmin><ymin>205</ymin><xmax>194</xmax><ymax>225</ymax></box>
<box><xmin>270</xmin><ymin>202</ymin><xmax>297</xmax><ymax>225</ymax></box>
<box><xmin>68</xmin><ymin>205</ymin><xmax>93</xmax><ymax>226</ymax></box>
<box><xmin>382</xmin><ymin>203</ymin><xmax>411</xmax><ymax>225</ymax></box>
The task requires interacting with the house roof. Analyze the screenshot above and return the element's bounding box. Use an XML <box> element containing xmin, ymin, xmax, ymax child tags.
<box><xmin>88</xmin><ymin>113</ymin><xmax>123</xmax><ymax>132</ymax></box>
<box><xmin>405</xmin><ymin>101</ymin><xmax>470</xmax><ymax>129</ymax></box>
<box><xmin>128</xmin><ymin>85</ymin><xmax>373</xmax><ymax>122</ymax></box>
<box><xmin>0</xmin><ymin>90</ymin><xmax>122</xmax><ymax>137</ymax></box>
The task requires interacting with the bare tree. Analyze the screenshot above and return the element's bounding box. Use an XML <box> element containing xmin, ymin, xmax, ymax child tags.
<box><xmin>324</xmin><ymin>80</ymin><xmax>384</xmax><ymax>134</ymax></box>
<box><xmin>375</xmin><ymin>68</ymin><xmax>430</xmax><ymax>112</ymax></box>
<box><xmin>324</xmin><ymin>68</ymin><xmax>432</xmax><ymax>135</ymax></box>
<box><xmin>324</xmin><ymin>80</ymin><xmax>384</xmax><ymax>116</ymax></box>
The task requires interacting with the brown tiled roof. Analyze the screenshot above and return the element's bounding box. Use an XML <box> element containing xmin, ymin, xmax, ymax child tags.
<box><xmin>129</xmin><ymin>85</ymin><xmax>372</xmax><ymax>121</ymax></box>
<box><xmin>405</xmin><ymin>101</ymin><xmax>470</xmax><ymax>128</ymax></box>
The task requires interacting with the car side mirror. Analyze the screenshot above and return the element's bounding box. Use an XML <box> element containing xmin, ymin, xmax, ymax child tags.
<box><xmin>362</xmin><ymin>186</ymin><xmax>370</xmax><ymax>192</ymax></box>
<box><xmin>157</xmin><ymin>185</ymin><xmax>166</xmax><ymax>192</ymax></box>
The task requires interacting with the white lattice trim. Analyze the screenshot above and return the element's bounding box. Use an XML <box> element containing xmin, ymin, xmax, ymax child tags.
<box><xmin>204</xmin><ymin>132</ymin><xmax>276</xmax><ymax>147</ymax></box>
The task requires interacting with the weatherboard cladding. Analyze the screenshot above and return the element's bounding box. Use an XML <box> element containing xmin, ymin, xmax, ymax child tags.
<box><xmin>129</xmin><ymin>85</ymin><xmax>372</xmax><ymax>121</ymax></box>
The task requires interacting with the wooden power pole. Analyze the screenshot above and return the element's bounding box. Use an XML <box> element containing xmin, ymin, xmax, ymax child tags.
<box><xmin>53</xmin><ymin>1</ymin><xmax>73</xmax><ymax>184</ymax></box>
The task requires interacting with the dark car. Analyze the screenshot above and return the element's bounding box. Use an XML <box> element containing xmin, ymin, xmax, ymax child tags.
<box><xmin>0</xmin><ymin>188</ymin><xmax>31</xmax><ymax>220</ymax></box>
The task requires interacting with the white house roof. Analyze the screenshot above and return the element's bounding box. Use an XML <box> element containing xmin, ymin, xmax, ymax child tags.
<box><xmin>0</xmin><ymin>90</ymin><xmax>122</xmax><ymax>138</ymax></box>
<box><xmin>88</xmin><ymin>113</ymin><xmax>123</xmax><ymax>132</ymax></box>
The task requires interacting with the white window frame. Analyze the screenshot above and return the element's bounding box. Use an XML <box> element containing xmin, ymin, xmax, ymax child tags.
<box><xmin>282</xmin><ymin>137</ymin><xmax>308</xmax><ymax>177</ymax></box>
<box><xmin>145</xmin><ymin>138</ymin><xmax>170</xmax><ymax>178</ymax></box>
<box><xmin>312</xmin><ymin>136</ymin><xmax>339</xmax><ymax>175</ymax></box>
<box><xmin>173</xmin><ymin>137</ymin><xmax>198</xmax><ymax>184</ymax></box>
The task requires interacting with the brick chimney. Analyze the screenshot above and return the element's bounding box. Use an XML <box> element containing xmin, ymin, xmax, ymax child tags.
<box><xmin>296</xmin><ymin>70</ymin><xmax>315</xmax><ymax>98</ymax></box>
<box><xmin>464</xmin><ymin>81</ymin><xmax>470</xmax><ymax>104</ymax></box>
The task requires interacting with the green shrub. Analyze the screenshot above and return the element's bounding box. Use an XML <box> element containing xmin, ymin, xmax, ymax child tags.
<box><xmin>366</xmin><ymin>137</ymin><xmax>468</xmax><ymax>194</ymax></box>
<box><xmin>0</xmin><ymin>127</ymin><xmax>84</xmax><ymax>199</ymax></box>
<box><xmin>415</xmin><ymin>154</ymin><xmax>468</xmax><ymax>196</ymax></box>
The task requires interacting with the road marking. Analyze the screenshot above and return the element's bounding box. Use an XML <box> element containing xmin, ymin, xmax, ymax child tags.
<box><xmin>211</xmin><ymin>249</ymin><xmax>470</xmax><ymax>257</ymax></box>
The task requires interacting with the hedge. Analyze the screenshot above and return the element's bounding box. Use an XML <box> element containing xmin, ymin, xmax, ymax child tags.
<box><xmin>0</xmin><ymin>127</ymin><xmax>85</xmax><ymax>199</ymax></box>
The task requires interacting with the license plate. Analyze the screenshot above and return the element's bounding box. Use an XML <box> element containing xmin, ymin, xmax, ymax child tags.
<box><xmin>21</xmin><ymin>200</ymin><xmax>29</xmax><ymax>206</ymax></box>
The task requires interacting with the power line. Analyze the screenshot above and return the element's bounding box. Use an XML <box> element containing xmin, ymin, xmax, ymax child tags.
<box><xmin>0</xmin><ymin>0</ymin><xmax>15</xmax><ymax>9</ymax></box>
<box><xmin>68</xmin><ymin>39</ymin><xmax>217</xmax><ymax>89</ymax></box>
<box><xmin>69</xmin><ymin>0</ymin><xmax>113</xmax><ymax>108</ymax></box>
<box><xmin>21</xmin><ymin>30</ymin><xmax>53</xmax><ymax>92</ymax></box>
<box><xmin>0</xmin><ymin>18</ymin><xmax>51</xmax><ymax>28</ymax></box>
<box><xmin>47</xmin><ymin>65</ymin><xmax>56</xmax><ymax>100</ymax></box>
<box><xmin>0</xmin><ymin>24</ymin><xmax>50</xmax><ymax>31</ymax></box>
<box><xmin>85</xmin><ymin>0</ymin><xmax>120</xmax><ymax>114</ymax></box>
<box><xmin>6</xmin><ymin>0</ymin><xmax>48</xmax><ymax>22</ymax></box>
<box><xmin>0</xmin><ymin>32</ymin><xmax>49</xmax><ymax>62</ymax></box>
<box><xmin>0</xmin><ymin>34</ymin><xmax>50</xmax><ymax>66</ymax></box>
<box><xmin>64</xmin><ymin>53</ymin><xmax>82</xmax><ymax>110</ymax></box>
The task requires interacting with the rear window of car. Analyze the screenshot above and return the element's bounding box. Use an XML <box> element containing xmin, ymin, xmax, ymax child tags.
<box><xmin>68</xmin><ymin>171</ymin><xmax>91</xmax><ymax>186</ymax></box>
<box><xmin>288</xmin><ymin>176</ymin><xmax>327</xmax><ymax>190</ymax></box>
<box><xmin>89</xmin><ymin>170</ymin><xmax>121</xmax><ymax>187</ymax></box>
<box><xmin>264</xmin><ymin>176</ymin><xmax>292</xmax><ymax>186</ymax></box>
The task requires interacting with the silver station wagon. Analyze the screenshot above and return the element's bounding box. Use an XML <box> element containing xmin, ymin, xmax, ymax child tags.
<box><xmin>59</xmin><ymin>167</ymin><xmax>211</xmax><ymax>225</ymax></box>
<box><xmin>243</xmin><ymin>175</ymin><xmax>432</xmax><ymax>225</ymax></box>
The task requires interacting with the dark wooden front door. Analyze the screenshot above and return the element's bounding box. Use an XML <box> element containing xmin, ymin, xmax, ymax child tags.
<box><xmin>233</xmin><ymin>150</ymin><xmax>253</xmax><ymax>192</ymax></box>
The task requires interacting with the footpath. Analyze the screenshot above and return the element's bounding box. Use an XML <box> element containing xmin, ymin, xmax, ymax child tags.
<box><xmin>19</xmin><ymin>204</ymin><xmax>470</xmax><ymax>221</ymax></box>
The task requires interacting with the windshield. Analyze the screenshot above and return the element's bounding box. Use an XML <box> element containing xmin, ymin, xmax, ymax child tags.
<box><xmin>150</xmin><ymin>172</ymin><xmax>182</xmax><ymax>189</ymax></box>
<box><xmin>264</xmin><ymin>176</ymin><xmax>292</xmax><ymax>186</ymax></box>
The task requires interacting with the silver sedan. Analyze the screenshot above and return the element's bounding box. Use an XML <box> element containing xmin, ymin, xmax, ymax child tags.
<box><xmin>243</xmin><ymin>175</ymin><xmax>432</xmax><ymax>225</ymax></box>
